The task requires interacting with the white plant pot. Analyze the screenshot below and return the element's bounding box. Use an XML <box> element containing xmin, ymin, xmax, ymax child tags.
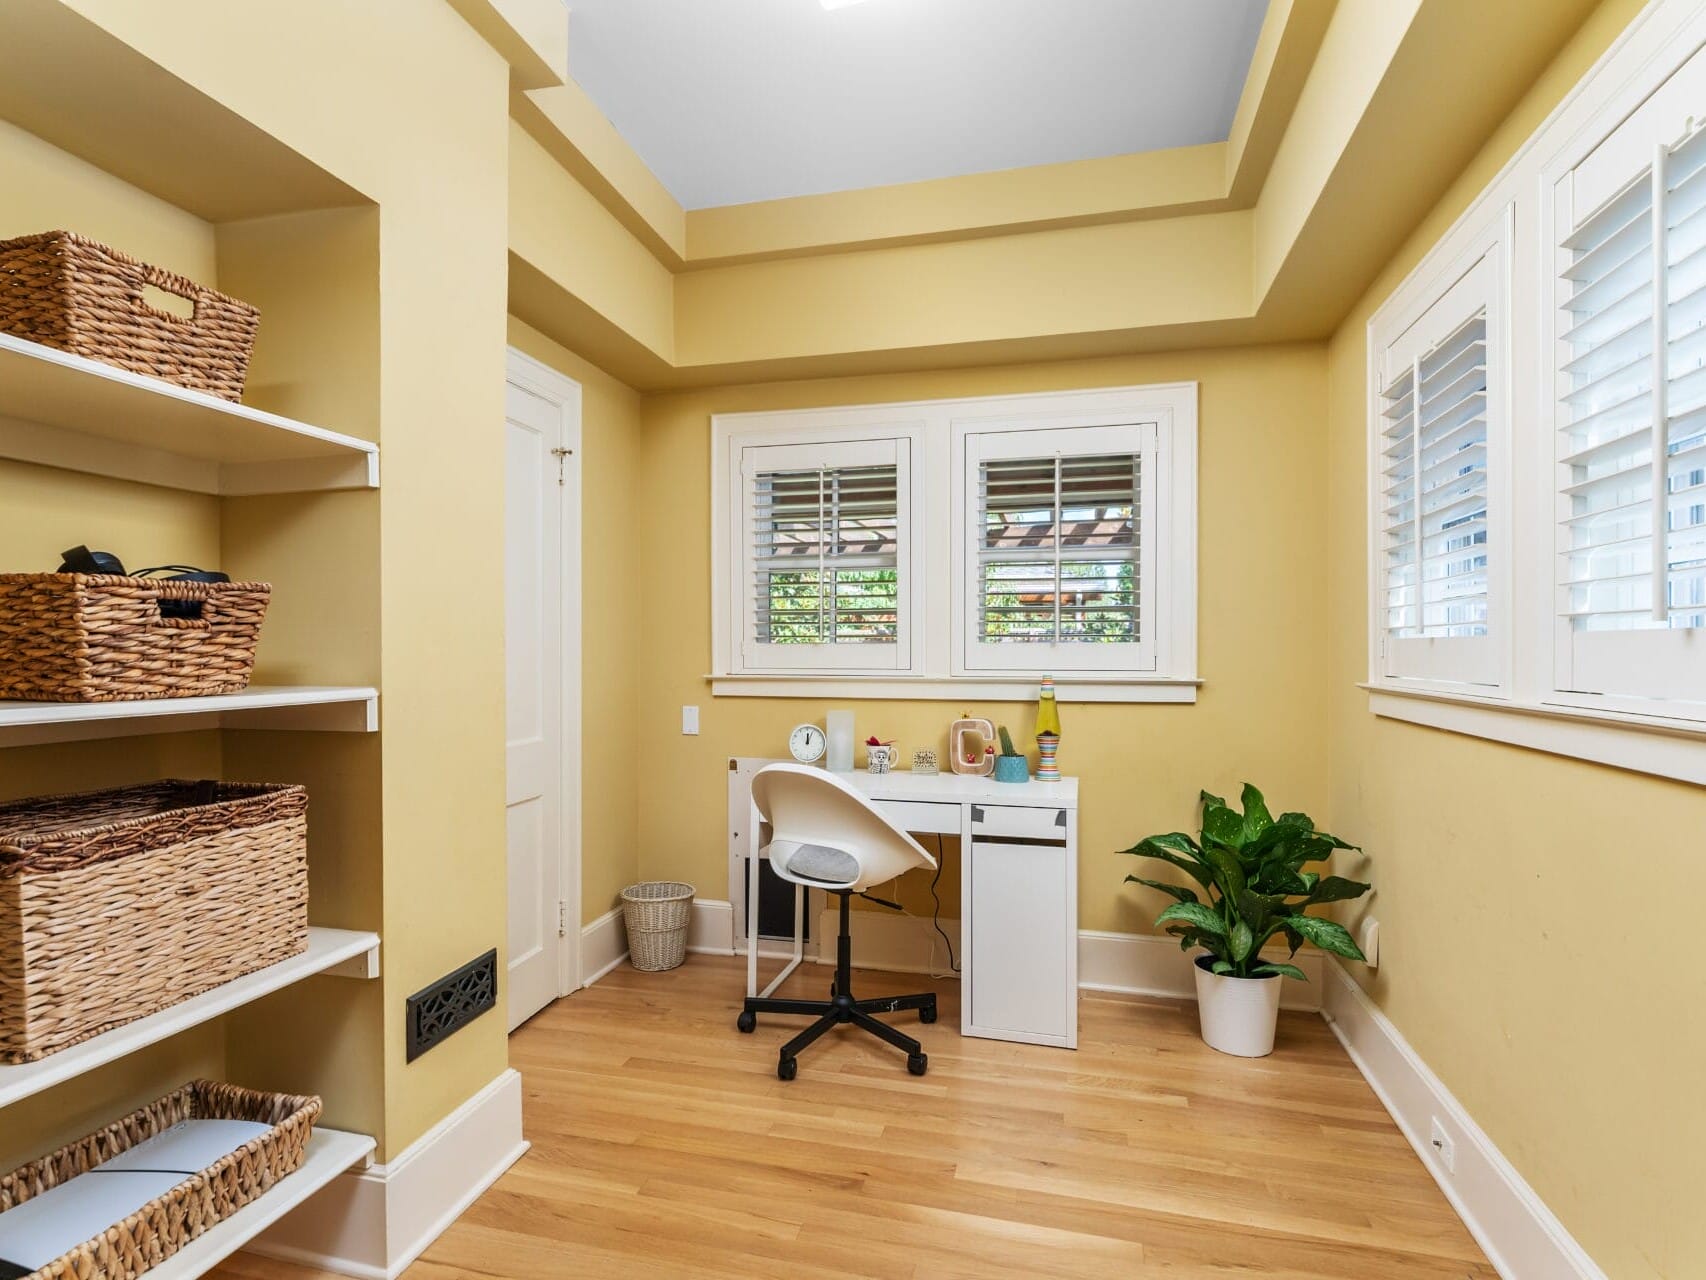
<box><xmin>1192</xmin><ymin>955</ymin><xmax>1283</xmax><ymax>1057</ymax></box>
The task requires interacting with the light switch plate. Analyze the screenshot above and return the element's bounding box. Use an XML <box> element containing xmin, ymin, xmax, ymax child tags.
<box><xmin>682</xmin><ymin>705</ymin><xmax>699</xmax><ymax>735</ymax></box>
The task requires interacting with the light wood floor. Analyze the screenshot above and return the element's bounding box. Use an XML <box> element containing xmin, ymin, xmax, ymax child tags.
<box><xmin>215</xmin><ymin>956</ymin><xmax>1492</xmax><ymax>1279</ymax></box>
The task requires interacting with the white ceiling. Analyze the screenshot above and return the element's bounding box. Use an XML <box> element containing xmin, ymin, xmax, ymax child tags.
<box><xmin>565</xmin><ymin>0</ymin><xmax>1270</xmax><ymax>211</ymax></box>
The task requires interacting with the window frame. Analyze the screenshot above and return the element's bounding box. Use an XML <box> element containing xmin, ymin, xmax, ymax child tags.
<box><xmin>710</xmin><ymin>384</ymin><xmax>1198</xmax><ymax>702</ymax></box>
<box><xmin>1365</xmin><ymin>206</ymin><xmax>1513</xmax><ymax>697</ymax></box>
<box><xmin>1361</xmin><ymin>0</ymin><xmax>1706</xmax><ymax>785</ymax></box>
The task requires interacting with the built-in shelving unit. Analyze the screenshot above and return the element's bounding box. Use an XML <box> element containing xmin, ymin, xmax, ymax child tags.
<box><xmin>0</xmin><ymin>685</ymin><xmax>379</xmax><ymax>747</ymax></box>
<box><xmin>0</xmin><ymin>334</ymin><xmax>378</xmax><ymax>494</ymax></box>
<box><xmin>0</xmin><ymin>928</ymin><xmax>381</xmax><ymax>1109</ymax></box>
<box><xmin>0</xmin><ymin>18</ymin><xmax>387</xmax><ymax>1274</ymax></box>
<box><xmin>139</xmin><ymin>1128</ymin><xmax>377</xmax><ymax>1280</ymax></box>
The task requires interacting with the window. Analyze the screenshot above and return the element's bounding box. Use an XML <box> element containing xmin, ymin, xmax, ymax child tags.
<box><xmin>1548</xmin><ymin>58</ymin><xmax>1706</xmax><ymax>711</ymax></box>
<box><xmin>1368</xmin><ymin>216</ymin><xmax>1509</xmax><ymax>691</ymax></box>
<box><xmin>1364</xmin><ymin>0</ymin><xmax>1706</xmax><ymax>784</ymax></box>
<box><xmin>728</xmin><ymin>434</ymin><xmax>916</xmax><ymax>673</ymax></box>
<box><xmin>961</xmin><ymin>425</ymin><xmax>1156</xmax><ymax>673</ymax></box>
<box><xmin>712</xmin><ymin>385</ymin><xmax>1197</xmax><ymax>699</ymax></box>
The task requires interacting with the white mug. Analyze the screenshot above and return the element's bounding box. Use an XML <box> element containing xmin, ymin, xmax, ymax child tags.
<box><xmin>866</xmin><ymin>743</ymin><xmax>898</xmax><ymax>774</ymax></box>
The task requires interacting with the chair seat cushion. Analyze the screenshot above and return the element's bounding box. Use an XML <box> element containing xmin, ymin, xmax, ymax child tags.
<box><xmin>780</xmin><ymin>842</ymin><xmax>860</xmax><ymax>884</ymax></box>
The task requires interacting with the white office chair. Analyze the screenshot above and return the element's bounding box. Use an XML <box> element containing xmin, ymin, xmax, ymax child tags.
<box><xmin>736</xmin><ymin>762</ymin><xmax>940</xmax><ymax>1079</ymax></box>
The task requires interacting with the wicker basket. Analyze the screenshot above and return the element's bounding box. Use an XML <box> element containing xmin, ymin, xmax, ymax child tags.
<box><xmin>620</xmin><ymin>881</ymin><xmax>694</xmax><ymax>972</ymax></box>
<box><xmin>0</xmin><ymin>1079</ymin><xmax>321</xmax><ymax>1280</ymax></box>
<box><xmin>0</xmin><ymin>573</ymin><xmax>270</xmax><ymax>703</ymax></box>
<box><xmin>0</xmin><ymin>781</ymin><xmax>308</xmax><ymax>1064</ymax></box>
<box><xmin>0</xmin><ymin>231</ymin><xmax>259</xmax><ymax>401</ymax></box>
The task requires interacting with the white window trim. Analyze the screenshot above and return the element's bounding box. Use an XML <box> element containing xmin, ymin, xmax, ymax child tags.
<box><xmin>1361</xmin><ymin>0</ymin><xmax>1706</xmax><ymax>785</ymax></box>
<box><xmin>712</xmin><ymin>410</ymin><xmax>929</xmax><ymax>680</ymax></box>
<box><xmin>1366</xmin><ymin>206</ymin><xmax>1514</xmax><ymax>697</ymax></box>
<box><xmin>710</xmin><ymin>384</ymin><xmax>1198</xmax><ymax>703</ymax></box>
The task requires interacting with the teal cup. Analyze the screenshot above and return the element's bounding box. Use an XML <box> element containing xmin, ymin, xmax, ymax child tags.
<box><xmin>992</xmin><ymin>755</ymin><xmax>1030</xmax><ymax>784</ymax></box>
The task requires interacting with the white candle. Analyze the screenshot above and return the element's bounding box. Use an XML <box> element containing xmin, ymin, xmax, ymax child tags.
<box><xmin>826</xmin><ymin>710</ymin><xmax>854</xmax><ymax>772</ymax></box>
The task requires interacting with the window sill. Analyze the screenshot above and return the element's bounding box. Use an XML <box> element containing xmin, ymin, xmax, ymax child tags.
<box><xmin>708</xmin><ymin>675</ymin><xmax>1200</xmax><ymax>704</ymax></box>
<box><xmin>1363</xmin><ymin>683</ymin><xmax>1706</xmax><ymax>786</ymax></box>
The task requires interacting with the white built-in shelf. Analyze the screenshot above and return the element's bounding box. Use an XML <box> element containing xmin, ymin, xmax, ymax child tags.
<box><xmin>141</xmin><ymin>1128</ymin><xmax>376</xmax><ymax>1280</ymax></box>
<box><xmin>0</xmin><ymin>927</ymin><xmax>380</xmax><ymax>1109</ymax></box>
<box><xmin>0</xmin><ymin>333</ymin><xmax>378</xmax><ymax>494</ymax></box>
<box><xmin>0</xmin><ymin>685</ymin><xmax>378</xmax><ymax>747</ymax></box>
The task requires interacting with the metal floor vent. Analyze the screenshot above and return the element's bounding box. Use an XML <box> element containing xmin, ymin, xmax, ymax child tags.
<box><xmin>406</xmin><ymin>948</ymin><xmax>497</xmax><ymax>1062</ymax></box>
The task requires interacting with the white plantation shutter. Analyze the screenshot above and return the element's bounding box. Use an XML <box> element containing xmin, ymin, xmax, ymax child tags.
<box><xmin>962</xmin><ymin>424</ymin><xmax>1156</xmax><ymax>672</ymax></box>
<box><xmin>1553</xmin><ymin>61</ymin><xmax>1706</xmax><ymax>709</ymax></box>
<box><xmin>739</xmin><ymin>438</ymin><xmax>909</xmax><ymax>671</ymax></box>
<box><xmin>1373</xmin><ymin>239</ymin><xmax>1505</xmax><ymax>687</ymax></box>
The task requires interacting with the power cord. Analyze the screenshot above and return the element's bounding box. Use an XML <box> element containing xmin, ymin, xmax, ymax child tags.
<box><xmin>929</xmin><ymin>832</ymin><xmax>959</xmax><ymax>975</ymax></box>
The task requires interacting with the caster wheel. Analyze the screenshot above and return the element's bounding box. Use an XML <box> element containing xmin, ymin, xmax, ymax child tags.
<box><xmin>907</xmin><ymin>1053</ymin><xmax>928</xmax><ymax>1076</ymax></box>
<box><xmin>920</xmin><ymin>1004</ymin><xmax>938</xmax><ymax>1024</ymax></box>
<box><xmin>777</xmin><ymin>1056</ymin><xmax>798</xmax><ymax>1081</ymax></box>
<box><xmin>829</xmin><ymin>982</ymin><xmax>837</xmax><ymax>999</ymax></box>
<box><xmin>737</xmin><ymin>1010</ymin><xmax>756</xmax><ymax>1034</ymax></box>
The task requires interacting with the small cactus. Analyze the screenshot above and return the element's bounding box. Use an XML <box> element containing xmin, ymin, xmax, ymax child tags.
<box><xmin>997</xmin><ymin>725</ymin><xmax>1019</xmax><ymax>757</ymax></box>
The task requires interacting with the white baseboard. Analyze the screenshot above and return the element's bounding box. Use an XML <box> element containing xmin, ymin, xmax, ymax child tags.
<box><xmin>1078</xmin><ymin>928</ymin><xmax>1323</xmax><ymax>1012</ymax></box>
<box><xmin>248</xmin><ymin>1069</ymin><xmax>528</xmax><ymax>1280</ymax></box>
<box><xmin>687</xmin><ymin>897</ymin><xmax>736</xmax><ymax>955</ymax></box>
<box><xmin>1321</xmin><ymin>963</ymin><xmax>1605</xmax><ymax>1280</ymax></box>
<box><xmin>580</xmin><ymin>906</ymin><xmax>628</xmax><ymax>986</ymax></box>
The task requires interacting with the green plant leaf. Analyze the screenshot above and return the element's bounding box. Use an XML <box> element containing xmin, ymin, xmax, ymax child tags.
<box><xmin>1211</xmin><ymin>960</ymin><xmax>1234</xmax><ymax>975</ymax></box>
<box><xmin>1201</xmin><ymin>846</ymin><xmax>1248</xmax><ymax>899</ymax></box>
<box><xmin>1283</xmin><ymin>913</ymin><xmax>1367</xmax><ymax>961</ymax></box>
<box><xmin>1199</xmin><ymin>789</ymin><xmax>1227</xmax><ymax>810</ymax></box>
<box><xmin>1253</xmin><ymin>962</ymin><xmax>1308</xmax><ymax>981</ymax></box>
<box><xmin>1229</xmin><ymin>918</ymin><xmax>1254</xmax><ymax>962</ymax></box>
<box><xmin>1304</xmin><ymin>875</ymin><xmax>1372</xmax><ymax>906</ymax></box>
<box><xmin>1166</xmin><ymin>925</ymin><xmax>1228</xmax><ymax>960</ymax></box>
<box><xmin>1123</xmin><ymin>875</ymin><xmax>1199</xmax><ymax>904</ymax></box>
<box><xmin>1239</xmin><ymin>783</ymin><xmax>1272</xmax><ymax>839</ymax></box>
<box><xmin>1156</xmin><ymin>902</ymin><xmax>1227</xmax><ymax>937</ymax></box>
<box><xmin>1275</xmin><ymin>811</ymin><xmax>1315</xmax><ymax>833</ymax></box>
<box><xmin>1201</xmin><ymin>800</ymin><xmax>1245</xmax><ymax>851</ymax></box>
<box><xmin>1122</xmin><ymin>840</ymin><xmax>1217</xmax><ymax>890</ymax></box>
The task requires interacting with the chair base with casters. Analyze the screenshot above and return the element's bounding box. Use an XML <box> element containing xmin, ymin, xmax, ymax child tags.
<box><xmin>738</xmin><ymin>889</ymin><xmax>937</xmax><ymax>1080</ymax></box>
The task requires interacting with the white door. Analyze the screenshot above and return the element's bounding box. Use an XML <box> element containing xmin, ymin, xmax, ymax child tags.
<box><xmin>504</xmin><ymin>352</ymin><xmax>581</xmax><ymax>1029</ymax></box>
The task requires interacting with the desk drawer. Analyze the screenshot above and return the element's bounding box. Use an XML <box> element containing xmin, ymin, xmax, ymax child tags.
<box><xmin>971</xmin><ymin>803</ymin><xmax>1068</xmax><ymax>842</ymax></box>
<box><xmin>877</xmin><ymin>799</ymin><xmax>960</xmax><ymax>835</ymax></box>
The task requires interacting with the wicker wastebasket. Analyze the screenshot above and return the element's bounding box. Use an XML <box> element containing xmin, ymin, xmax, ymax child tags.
<box><xmin>620</xmin><ymin>881</ymin><xmax>694</xmax><ymax>972</ymax></box>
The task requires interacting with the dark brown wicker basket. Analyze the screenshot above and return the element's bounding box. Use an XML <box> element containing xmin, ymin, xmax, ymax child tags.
<box><xmin>0</xmin><ymin>781</ymin><xmax>308</xmax><ymax>1064</ymax></box>
<box><xmin>0</xmin><ymin>231</ymin><xmax>259</xmax><ymax>401</ymax></box>
<box><xmin>0</xmin><ymin>1080</ymin><xmax>322</xmax><ymax>1280</ymax></box>
<box><xmin>0</xmin><ymin>573</ymin><xmax>270</xmax><ymax>703</ymax></box>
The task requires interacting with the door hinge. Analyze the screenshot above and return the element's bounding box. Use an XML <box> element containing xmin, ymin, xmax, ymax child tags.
<box><xmin>557</xmin><ymin>900</ymin><xmax>567</xmax><ymax>938</ymax></box>
<box><xmin>551</xmin><ymin>446</ymin><xmax>573</xmax><ymax>486</ymax></box>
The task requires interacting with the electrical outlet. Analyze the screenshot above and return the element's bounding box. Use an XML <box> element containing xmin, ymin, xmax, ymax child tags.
<box><xmin>682</xmin><ymin>705</ymin><xmax>699</xmax><ymax>735</ymax></box>
<box><xmin>1359</xmin><ymin>917</ymin><xmax>1380</xmax><ymax>968</ymax></box>
<box><xmin>1430</xmin><ymin>1117</ymin><xmax>1455</xmax><ymax>1173</ymax></box>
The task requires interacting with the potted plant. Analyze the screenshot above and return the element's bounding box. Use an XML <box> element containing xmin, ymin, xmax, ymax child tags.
<box><xmin>1120</xmin><ymin>784</ymin><xmax>1370</xmax><ymax>1057</ymax></box>
<box><xmin>992</xmin><ymin>726</ymin><xmax>1029</xmax><ymax>783</ymax></box>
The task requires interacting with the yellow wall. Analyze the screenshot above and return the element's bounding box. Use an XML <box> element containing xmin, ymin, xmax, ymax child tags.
<box><xmin>1323</xmin><ymin>1</ymin><xmax>1697</xmax><ymax>1275</ymax></box>
<box><xmin>636</xmin><ymin>345</ymin><xmax>1330</xmax><ymax>933</ymax></box>
<box><xmin>506</xmin><ymin>316</ymin><xmax>644</xmax><ymax>923</ymax></box>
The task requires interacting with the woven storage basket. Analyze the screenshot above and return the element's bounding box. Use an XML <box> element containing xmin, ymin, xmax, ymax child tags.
<box><xmin>0</xmin><ymin>573</ymin><xmax>270</xmax><ymax>703</ymax></box>
<box><xmin>0</xmin><ymin>781</ymin><xmax>308</xmax><ymax>1064</ymax></box>
<box><xmin>0</xmin><ymin>1079</ymin><xmax>321</xmax><ymax>1280</ymax></box>
<box><xmin>620</xmin><ymin>881</ymin><xmax>694</xmax><ymax>972</ymax></box>
<box><xmin>0</xmin><ymin>231</ymin><xmax>259</xmax><ymax>401</ymax></box>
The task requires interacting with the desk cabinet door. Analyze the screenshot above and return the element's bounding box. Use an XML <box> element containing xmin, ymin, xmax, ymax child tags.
<box><xmin>966</xmin><ymin>839</ymin><xmax>1076</xmax><ymax>1047</ymax></box>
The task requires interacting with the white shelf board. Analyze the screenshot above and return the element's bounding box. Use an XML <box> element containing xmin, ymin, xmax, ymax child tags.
<box><xmin>0</xmin><ymin>927</ymin><xmax>380</xmax><ymax>1109</ymax></box>
<box><xmin>0</xmin><ymin>333</ymin><xmax>378</xmax><ymax>494</ymax></box>
<box><xmin>0</xmin><ymin>685</ymin><xmax>378</xmax><ymax>747</ymax></box>
<box><xmin>141</xmin><ymin>1128</ymin><xmax>376</xmax><ymax>1280</ymax></box>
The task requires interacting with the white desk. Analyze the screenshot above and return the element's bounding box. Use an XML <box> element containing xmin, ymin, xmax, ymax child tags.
<box><xmin>734</xmin><ymin>763</ymin><xmax>1079</xmax><ymax>1049</ymax></box>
